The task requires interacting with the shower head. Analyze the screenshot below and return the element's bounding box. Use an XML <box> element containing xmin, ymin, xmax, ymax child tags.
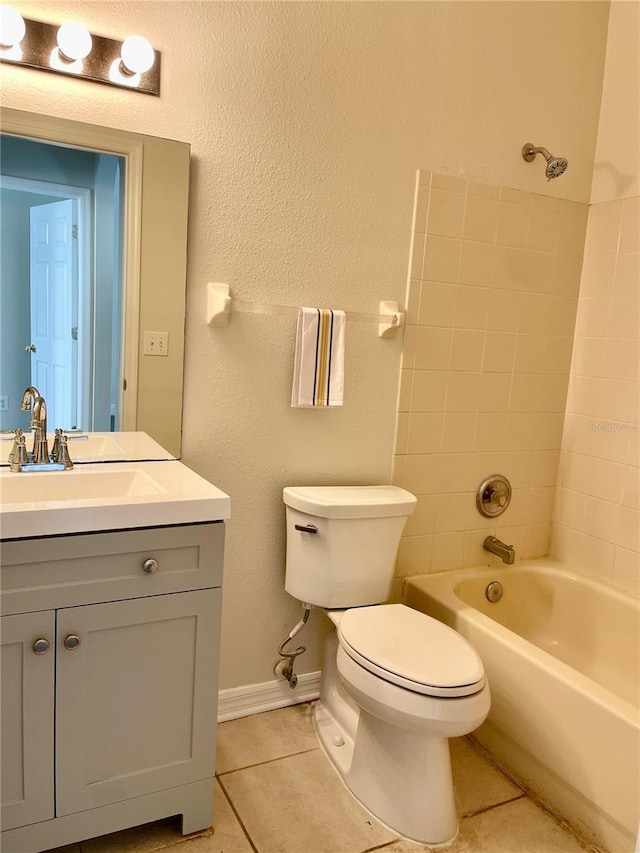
<box><xmin>522</xmin><ymin>143</ymin><xmax>568</xmax><ymax>180</ymax></box>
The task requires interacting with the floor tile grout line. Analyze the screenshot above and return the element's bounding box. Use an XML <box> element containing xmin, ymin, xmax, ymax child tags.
<box><xmin>358</xmin><ymin>795</ymin><xmax>531</xmax><ymax>853</ymax></box>
<box><xmin>148</xmin><ymin>830</ymin><xmax>214</xmax><ymax>852</ymax></box>
<box><xmin>464</xmin><ymin>734</ymin><xmax>527</xmax><ymax>793</ymax></box>
<box><xmin>465</xmin><ymin>736</ymin><xmax>604</xmax><ymax>852</ymax></box>
<box><xmin>361</xmin><ymin>841</ymin><xmax>402</xmax><ymax>853</ymax></box>
<box><xmin>216</xmin><ymin>745</ymin><xmax>320</xmax><ymax>776</ymax></box>
<box><xmin>216</xmin><ymin>774</ymin><xmax>261</xmax><ymax>853</ymax></box>
<box><xmin>461</xmin><ymin>791</ymin><xmax>528</xmax><ymax>819</ymax></box>
<box><xmin>512</xmin><ymin>790</ymin><xmax>608</xmax><ymax>853</ymax></box>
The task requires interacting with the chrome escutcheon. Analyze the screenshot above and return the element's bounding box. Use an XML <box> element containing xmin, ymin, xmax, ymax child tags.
<box><xmin>485</xmin><ymin>581</ymin><xmax>503</xmax><ymax>603</ymax></box>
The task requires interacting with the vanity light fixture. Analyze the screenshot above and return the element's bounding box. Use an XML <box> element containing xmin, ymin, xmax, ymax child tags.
<box><xmin>120</xmin><ymin>35</ymin><xmax>155</xmax><ymax>75</ymax></box>
<box><xmin>56</xmin><ymin>21</ymin><xmax>92</xmax><ymax>62</ymax></box>
<box><xmin>0</xmin><ymin>4</ymin><xmax>25</xmax><ymax>48</ymax></box>
<box><xmin>0</xmin><ymin>6</ymin><xmax>160</xmax><ymax>95</ymax></box>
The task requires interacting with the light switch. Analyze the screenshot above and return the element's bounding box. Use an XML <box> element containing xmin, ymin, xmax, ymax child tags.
<box><xmin>143</xmin><ymin>331</ymin><xmax>169</xmax><ymax>356</ymax></box>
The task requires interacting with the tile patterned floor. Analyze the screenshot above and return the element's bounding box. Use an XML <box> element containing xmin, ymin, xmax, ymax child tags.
<box><xmin>44</xmin><ymin>703</ymin><xmax>599</xmax><ymax>853</ymax></box>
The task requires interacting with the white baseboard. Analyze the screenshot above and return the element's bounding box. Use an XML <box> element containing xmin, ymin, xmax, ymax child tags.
<box><xmin>217</xmin><ymin>670</ymin><xmax>321</xmax><ymax>722</ymax></box>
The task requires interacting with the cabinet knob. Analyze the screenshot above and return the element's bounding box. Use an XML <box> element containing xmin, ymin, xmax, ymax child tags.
<box><xmin>63</xmin><ymin>634</ymin><xmax>81</xmax><ymax>650</ymax></box>
<box><xmin>142</xmin><ymin>558</ymin><xmax>159</xmax><ymax>574</ymax></box>
<box><xmin>32</xmin><ymin>638</ymin><xmax>50</xmax><ymax>655</ymax></box>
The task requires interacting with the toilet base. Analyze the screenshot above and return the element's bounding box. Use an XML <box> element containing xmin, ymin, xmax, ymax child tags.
<box><xmin>313</xmin><ymin>618</ymin><xmax>489</xmax><ymax>845</ymax></box>
<box><xmin>314</xmin><ymin>683</ymin><xmax>458</xmax><ymax>845</ymax></box>
<box><xmin>351</xmin><ymin>706</ymin><xmax>459</xmax><ymax>844</ymax></box>
<box><xmin>315</xmin><ymin>699</ymin><xmax>459</xmax><ymax>845</ymax></box>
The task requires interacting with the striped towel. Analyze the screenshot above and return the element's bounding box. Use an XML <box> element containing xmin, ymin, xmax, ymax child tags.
<box><xmin>291</xmin><ymin>307</ymin><xmax>345</xmax><ymax>407</ymax></box>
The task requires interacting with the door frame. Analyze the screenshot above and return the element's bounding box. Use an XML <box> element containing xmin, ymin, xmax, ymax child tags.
<box><xmin>1</xmin><ymin>175</ymin><xmax>93</xmax><ymax>429</ymax></box>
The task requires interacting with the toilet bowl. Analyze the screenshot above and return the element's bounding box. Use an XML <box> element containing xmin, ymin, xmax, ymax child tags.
<box><xmin>283</xmin><ymin>486</ymin><xmax>490</xmax><ymax>845</ymax></box>
<box><xmin>316</xmin><ymin>605</ymin><xmax>490</xmax><ymax>844</ymax></box>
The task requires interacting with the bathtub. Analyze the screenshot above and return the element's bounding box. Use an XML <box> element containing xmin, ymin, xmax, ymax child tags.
<box><xmin>404</xmin><ymin>559</ymin><xmax>640</xmax><ymax>853</ymax></box>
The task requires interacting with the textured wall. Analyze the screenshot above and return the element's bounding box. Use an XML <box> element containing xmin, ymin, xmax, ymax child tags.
<box><xmin>591</xmin><ymin>0</ymin><xmax>640</xmax><ymax>203</ymax></box>
<box><xmin>1</xmin><ymin>1</ymin><xmax>609</xmax><ymax>689</ymax></box>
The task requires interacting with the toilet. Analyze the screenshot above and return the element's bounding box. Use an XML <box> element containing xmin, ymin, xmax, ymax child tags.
<box><xmin>283</xmin><ymin>485</ymin><xmax>490</xmax><ymax>845</ymax></box>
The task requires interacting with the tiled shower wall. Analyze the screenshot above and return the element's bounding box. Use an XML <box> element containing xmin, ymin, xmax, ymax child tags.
<box><xmin>392</xmin><ymin>170</ymin><xmax>588</xmax><ymax>577</ymax></box>
<box><xmin>551</xmin><ymin>196</ymin><xmax>640</xmax><ymax>595</ymax></box>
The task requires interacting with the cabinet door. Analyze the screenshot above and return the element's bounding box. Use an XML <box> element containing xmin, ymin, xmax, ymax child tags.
<box><xmin>55</xmin><ymin>589</ymin><xmax>221</xmax><ymax>816</ymax></box>
<box><xmin>1</xmin><ymin>611</ymin><xmax>55</xmax><ymax>830</ymax></box>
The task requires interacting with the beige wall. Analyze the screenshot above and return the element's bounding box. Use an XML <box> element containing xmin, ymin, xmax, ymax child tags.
<box><xmin>1</xmin><ymin>1</ymin><xmax>609</xmax><ymax>689</ymax></box>
<box><xmin>393</xmin><ymin>171</ymin><xmax>588</xmax><ymax>581</ymax></box>
<box><xmin>552</xmin><ymin>0</ymin><xmax>640</xmax><ymax>595</ymax></box>
<box><xmin>590</xmin><ymin>0</ymin><xmax>640</xmax><ymax>204</ymax></box>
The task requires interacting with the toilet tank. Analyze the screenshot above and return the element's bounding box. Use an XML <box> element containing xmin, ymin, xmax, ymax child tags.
<box><xmin>283</xmin><ymin>485</ymin><xmax>417</xmax><ymax>608</ymax></box>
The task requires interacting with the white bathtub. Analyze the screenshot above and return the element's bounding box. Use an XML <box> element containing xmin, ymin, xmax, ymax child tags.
<box><xmin>404</xmin><ymin>559</ymin><xmax>640</xmax><ymax>853</ymax></box>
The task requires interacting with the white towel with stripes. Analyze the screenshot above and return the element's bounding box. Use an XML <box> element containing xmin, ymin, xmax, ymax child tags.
<box><xmin>291</xmin><ymin>307</ymin><xmax>345</xmax><ymax>407</ymax></box>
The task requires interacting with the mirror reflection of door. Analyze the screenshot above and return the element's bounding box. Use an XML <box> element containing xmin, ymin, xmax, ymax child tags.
<box><xmin>0</xmin><ymin>135</ymin><xmax>124</xmax><ymax>434</ymax></box>
<box><xmin>30</xmin><ymin>197</ymin><xmax>77</xmax><ymax>429</ymax></box>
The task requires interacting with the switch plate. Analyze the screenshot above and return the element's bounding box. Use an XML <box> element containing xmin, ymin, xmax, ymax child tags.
<box><xmin>143</xmin><ymin>331</ymin><xmax>169</xmax><ymax>357</ymax></box>
<box><xmin>0</xmin><ymin>396</ymin><xmax>8</xmax><ymax>412</ymax></box>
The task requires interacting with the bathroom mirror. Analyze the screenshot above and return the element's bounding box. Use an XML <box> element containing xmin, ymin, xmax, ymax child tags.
<box><xmin>0</xmin><ymin>108</ymin><xmax>190</xmax><ymax>457</ymax></box>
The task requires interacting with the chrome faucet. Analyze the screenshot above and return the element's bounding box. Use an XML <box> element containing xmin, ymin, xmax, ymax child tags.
<box><xmin>20</xmin><ymin>385</ymin><xmax>40</xmax><ymax>413</ymax></box>
<box><xmin>31</xmin><ymin>396</ymin><xmax>49</xmax><ymax>463</ymax></box>
<box><xmin>483</xmin><ymin>535</ymin><xmax>515</xmax><ymax>565</ymax></box>
<box><xmin>20</xmin><ymin>387</ymin><xmax>49</xmax><ymax>463</ymax></box>
<box><xmin>10</xmin><ymin>387</ymin><xmax>72</xmax><ymax>471</ymax></box>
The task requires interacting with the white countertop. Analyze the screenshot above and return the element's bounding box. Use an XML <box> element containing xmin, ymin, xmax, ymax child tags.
<box><xmin>0</xmin><ymin>460</ymin><xmax>231</xmax><ymax>539</ymax></box>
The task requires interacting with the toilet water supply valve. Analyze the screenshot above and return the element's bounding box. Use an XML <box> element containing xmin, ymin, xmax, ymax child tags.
<box><xmin>276</xmin><ymin>603</ymin><xmax>313</xmax><ymax>688</ymax></box>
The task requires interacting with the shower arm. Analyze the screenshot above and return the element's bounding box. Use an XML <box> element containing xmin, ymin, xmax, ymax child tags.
<box><xmin>522</xmin><ymin>144</ymin><xmax>553</xmax><ymax>162</ymax></box>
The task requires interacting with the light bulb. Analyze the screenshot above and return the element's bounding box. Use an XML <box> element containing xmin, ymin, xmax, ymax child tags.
<box><xmin>120</xmin><ymin>35</ymin><xmax>154</xmax><ymax>75</ymax></box>
<box><xmin>0</xmin><ymin>5</ymin><xmax>25</xmax><ymax>47</ymax></box>
<box><xmin>57</xmin><ymin>21</ymin><xmax>92</xmax><ymax>61</ymax></box>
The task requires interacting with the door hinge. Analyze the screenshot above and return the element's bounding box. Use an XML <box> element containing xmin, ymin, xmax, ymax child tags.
<box><xmin>71</xmin><ymin>326</ymin><xmax>78</xmax><ymax>341</ymax></box>
<box><xmin>122</xmin><ymin>378</ymin><xmax>127</xmax><ymax>391</ymax></box>
<box><xmin>72</xmin><ymin>225</ymin><xmax>79</xmax><ymax>239</ymax></box>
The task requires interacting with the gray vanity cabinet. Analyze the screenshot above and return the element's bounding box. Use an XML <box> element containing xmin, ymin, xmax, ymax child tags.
<box><xmin>1</xmin><ymin>522</ymin><xmax>224</xmax><ymax>853</ymax></box>
<box><xmin>1</xmin><ymin>611</ymin><xmax>56</xmax><ymax>831</ymax></box>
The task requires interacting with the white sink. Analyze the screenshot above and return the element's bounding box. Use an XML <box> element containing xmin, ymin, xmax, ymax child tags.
<box><xmin>1</xmin><ymin>468</ymin><xmax>163</xmax><ymax>504</ymax></box>
<box><xmin>0</xmin><ymin>460</ymin><xmax>230</xmax><ymax>539</ymax></box>
<box><xmin>0</xmin><ymin>432</ymin><xmax>175</xmax><ymax>466</ymax></box>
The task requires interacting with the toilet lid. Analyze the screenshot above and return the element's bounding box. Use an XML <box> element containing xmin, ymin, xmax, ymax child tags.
<box><xmin>337</xmin><ymin>604</ymin><xmax>485</xmax><ymax>698</ymax></box>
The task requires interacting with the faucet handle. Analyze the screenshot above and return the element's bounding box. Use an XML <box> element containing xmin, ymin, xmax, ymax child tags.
<box><xmin>8</xmin><ymin>428</ymin><xmax>23</xmax><ymax>461</ymax></box>
<box><xmin>51</xmin><ymin>429</ymin><xmax>62</xmax><ymax>461</ymax></box>
<box><xmin>9</xmin><ymin>431</ymin><xmax>28</xmax><ymax>472</ymax></box>
<box><xmin>57</xmin><ymin>434</ymin><xmax>74</xmax><ymax>470</ymax></box>
<box><xmin>488</xmin><ymin>487</ymin><xmax>508</xmax><ymax>508</ymax></box>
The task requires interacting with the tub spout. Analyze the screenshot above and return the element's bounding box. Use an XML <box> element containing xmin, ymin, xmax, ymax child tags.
<box><xmin>483</xmin><ymin>535</ymin><xmax>515</xmax><ymax>565</ymax></box>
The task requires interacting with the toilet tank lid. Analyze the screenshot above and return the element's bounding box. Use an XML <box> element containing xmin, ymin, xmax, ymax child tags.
<box><xmin>283</xmin><ymin>485</ymin><xmax>417</xmax><ymax>518</ymax></box>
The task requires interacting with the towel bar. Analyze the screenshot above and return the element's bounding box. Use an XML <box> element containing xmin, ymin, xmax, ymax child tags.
<box><xmin>206</xmin><ymin>283</ymin><xmax>404</xmax><ymax>338</ymax></box>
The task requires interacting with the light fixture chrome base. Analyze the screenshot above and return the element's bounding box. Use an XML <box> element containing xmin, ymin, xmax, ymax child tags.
<box><xmin>0</xmin><ymin>17</ymin><xmax>160</xmax><ymax>95</ymax></box>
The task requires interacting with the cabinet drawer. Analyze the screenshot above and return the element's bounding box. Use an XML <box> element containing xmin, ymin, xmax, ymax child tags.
<box><xmin>1</xmin><ymin>523</ymin><xmax>224</xmax><ymax>616</ymax></box>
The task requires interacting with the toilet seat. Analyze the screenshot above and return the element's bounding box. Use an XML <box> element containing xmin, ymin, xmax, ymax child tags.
<box><xmin>337</xmin><ymin>604</ymin><xmax>485</xmax><ymax>698</ymax></box>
